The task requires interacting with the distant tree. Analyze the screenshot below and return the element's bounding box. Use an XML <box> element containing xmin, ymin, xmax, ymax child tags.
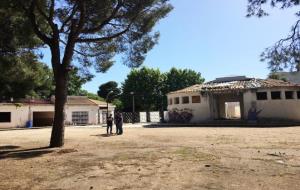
<box><xmin>79</xmin><ymin>90</ymin><xmax>105</xmax><ymax>101</ymax></box>
<box><xmin>97</xmin><ymin>81</ymin><xmax>121</xmax><ymax>102</ymax></box>
<box><xmin>4</xmin><ymin>0</ymin><xmax>172</xmax><ymax>147</ymax></box>
<box><xmin>247</xmin><ymin>0</ymin><xmax>300</xmax><ymax>71</ymax></box>
<box><xmin>112</xmin><ymin>98</ymin><xmax>124</xmax><ymax>111</ymax></box>
<box><xmin>67</xmin><ymin>68</ymin><xmax>93</xmax><ymax>96</ymax></box>
<box><xmin>268</xmin><ymin>73</ymin><xmax>288</xmax><ymax>81</ymax></box>
<box><xmin>163</xmin><ymin>68</ymin><xmax>205</xmax><ymax>93</ymax></box>
<box><xmin>121</xmin><ymin>67</ymin><xmax>163</xmax><ymax>111</ymax></box>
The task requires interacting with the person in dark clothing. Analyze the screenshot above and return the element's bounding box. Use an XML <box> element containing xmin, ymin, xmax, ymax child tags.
<box><xmin>115</xmin><ymin>112</ymin><xmax>123</xmax><ymax>135</ymax></box>
<box><xmin>107</xmin><ymin>114</ymin><xmax>113</xmax><ymax>135</ymax></box>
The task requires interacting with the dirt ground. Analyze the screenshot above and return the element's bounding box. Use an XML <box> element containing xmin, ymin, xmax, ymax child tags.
<box><xmin>0</xmin><ymin>126</ymin><xmax>299</xmax><ymax>190</ymax></box>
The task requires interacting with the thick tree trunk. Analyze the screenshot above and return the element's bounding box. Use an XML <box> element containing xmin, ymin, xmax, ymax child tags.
<box><xmin>50</xmin><ymin>71</ymin><xmax>68</xmax><ymax>147</ymax></box>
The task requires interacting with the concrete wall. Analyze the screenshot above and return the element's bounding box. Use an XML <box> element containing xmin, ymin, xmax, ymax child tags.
<box><xmin>167</xmin><ymin>92</ymin><xmax>211</xmax><ymax>123</ymax></box>
<box><xmin>0</xmin><ymin>104</ymin><xmax>54</xmax><ymax>128</ymax></box>
<box><xmin>243</xmin><ymin>88</ymin><xmax>300</xmax><ymax>121</ymax></box>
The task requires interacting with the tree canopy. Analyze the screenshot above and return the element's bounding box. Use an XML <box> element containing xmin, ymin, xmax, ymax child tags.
<box><xmin>97</xmin><ymin>81</ymin><xmax>121</xmax><ymax>102</ymax></box>
<box><xmin>247</xmin><ymin>0</ymin><xmax>300</xmax><ymax>71</ymax></box>
<box><xmin>121</xmin><ymin>67</ymin><xmax>205</xmax><ymax>112</ymax></box>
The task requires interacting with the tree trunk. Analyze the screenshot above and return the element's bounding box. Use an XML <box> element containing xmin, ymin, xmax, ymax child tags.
<box><xmin>50</xmin><ymin>71</ymin><xmax>68</xmax><ymax>147</ymax></box>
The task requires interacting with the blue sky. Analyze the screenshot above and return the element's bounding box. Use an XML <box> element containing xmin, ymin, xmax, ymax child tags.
<box><xmin>42</xmin><ymin>0</ymin><xmax>298</xmax><ymax>93</ymax></box>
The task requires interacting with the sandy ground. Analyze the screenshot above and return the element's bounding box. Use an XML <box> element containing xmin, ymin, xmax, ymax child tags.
<box><xmin>0</xmin><ymin>126</ymin><xmax>299</xmax><ymax>190</ymax></box>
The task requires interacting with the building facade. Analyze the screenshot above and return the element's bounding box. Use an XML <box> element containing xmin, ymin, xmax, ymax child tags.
<box><xmin>0</xmin><ymin>96</ymin><xmax>115</xmax><ymax>128</ymax></box>
<box><xmin>167</xmin><ymin>76</ymin><xmax>300</xmax><ymax>123</ymax></box>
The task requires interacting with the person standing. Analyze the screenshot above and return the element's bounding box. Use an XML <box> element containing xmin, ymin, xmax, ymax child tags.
<box><xmin>115</xmin><ymin>112</ymin><xmax>124</xmax><ymax>135</ymax></box>
<box><xmin>107</xmin><ymin>114</ymin><xmax>113</xmax><ymax>135</ymax></box>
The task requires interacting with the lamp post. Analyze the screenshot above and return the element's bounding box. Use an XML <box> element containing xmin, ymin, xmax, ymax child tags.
<box><xmin>106</xmin><ymin>91</ymin><xmax>113</xmax><ymax>125</ymax></box>
<box><xmin>130</xmin><ymin>92</ymin><xmax>135</xmax><ymax>123</ymax></box>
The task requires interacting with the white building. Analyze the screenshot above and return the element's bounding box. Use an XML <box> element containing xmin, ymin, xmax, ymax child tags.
<box><xmin>0</xmin><ymin>96</ymin><xmax>115</xmax><ymax>128</ymax></box>
<box><xmin>167</xmin><ymin>76</ymin><xmax>300</xmax><ymax>123</ymax></box>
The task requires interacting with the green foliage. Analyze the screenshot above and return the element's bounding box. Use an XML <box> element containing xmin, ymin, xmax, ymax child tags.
<box><xmin>0</xmin><ymin>54</ymin><xmax>54</xmax><ymax>99</ymax></box>
<box><xmin>247</xmin><ymin>0</ymin><xmax>300</xmax><ymax>72</ymax></box>
<box><xmin>97</xmin><ymin>81</ymin><xmax>121</xmax><ymax>101</ymax></box>
<box><xmin>79</xmin><ymin>90</ymin><xmax>105</xmax><ymax>101</ymax></box>
<box><xmin>163</xmin><ymin>68</ymin><xmax>205</xmax><ymax>94</ymax></box>
<box><xmin>121</xmin><ymin>67</ymin><xmax>204</xmax><ymax>111</ymax></box>
<box><xmin>121</xmin><ymin>67</ymin><xmax>164</xmax><ymax>111</ymax></box>
<box><xmin>112</xmin><ymin>99</ymin><xmax>124</xmax><ymax>111</ymax></box>
<box><xmin>268</xmin><ymin>73</ymin><xmax>288</xmax><ymax>81</ymax></box>
<box><xmin>67</xmin><ymin>68</ymin><xmax>93</xmax><ymax>96</ymax></box>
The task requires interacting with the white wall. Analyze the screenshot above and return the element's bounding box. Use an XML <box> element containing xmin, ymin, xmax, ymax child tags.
<box><xmin>167</xmin><ymin>92</ymin><xmax>211</xmax><ymax>123</ymax></box>
<box><xmin>0</xmin><ymin>104</ymin><xmax>54</xmax><ymax>128</ymax></box>
<box><xmin>243</xmin><ymin>88</ymin><xmax>300</xmax><ymax>121</ymax></box>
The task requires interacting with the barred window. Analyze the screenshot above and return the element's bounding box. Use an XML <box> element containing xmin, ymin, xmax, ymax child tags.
<box><xmin>182</xmin><ymin>96</ymin><xmax>189</xmax><ymax>104</ymax></box>
<box><xmin>192</xmin><ymin>96</ymin><xmax>201</xmax><ymax>103</ymax></box>
<box><xmin>72</xmin><ymin>111</ymin><xmax>88</xmax><ymax>125</ymax></box>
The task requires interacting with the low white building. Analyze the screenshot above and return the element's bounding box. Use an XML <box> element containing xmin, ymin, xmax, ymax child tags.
<box><xmin>167</xmin><ymin>76</ymin><xmax>300</xmax><ymax>123</ymax></box>
<box><xmin>0</xmin><ymin>96</ymin><xmax>115</xmax><ymax>128</ymax></box>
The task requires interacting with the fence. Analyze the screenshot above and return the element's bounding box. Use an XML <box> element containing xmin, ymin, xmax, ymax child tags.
<box><xmin>120</xmin><ymin>111</ymin><xmax>161</xmax><ymax>123</ymax></box>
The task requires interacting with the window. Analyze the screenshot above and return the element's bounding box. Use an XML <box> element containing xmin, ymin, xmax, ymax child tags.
<box><xmin>72</xmin><ymin>111</ymin><xmax>89</xmax><ymax>125</ymax></box>
<box><xmin>285</xmin><ymin>91</ymin><xmax>294</xmax><ymax>99</ymax></box>
<box><xmin>297</xmin><ymin>91</ymin><xmax>300</xmax><ymax>99</ymax></box>
<box><xmin>174</xmin><ymin>97</ymin><xmax>180</xmax><ymax>104</ymax></box>
<box><xmin>256</xmin><ymin>92</ymin><xmax>267</xmax><ymax>100</ymax></box>
<box><xmin>0</xmin><ymin>112</ymin><xmax>11</xmax><ymax>123</ymax></box>
<box><xmin>271</xmin><ymin>91</ymin><xmax>281</xmax><ymax>100</ymax></box>
<box><xmin>182</xmin><ymin>96</ymin><xmax>189</xmax><ymax>104</ymax></box>
<box><xmin>168</xmin><ymin>98</ymin><xmax>173</xmax><ymax>105</ymax></box>
<box><xmin>192</xmin><ymin>96</ymin><xmax>201</xmax><ymax>103</ymax></box>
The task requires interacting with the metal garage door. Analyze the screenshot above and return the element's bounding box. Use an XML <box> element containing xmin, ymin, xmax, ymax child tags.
<box><xmin>33</xmin><ymin>112</ymin><xmax>54</xmax><ymax>127</ymax></box>
<box><xmin>72</xmin><ymin>111</ymin><xmax>89</xmax><ymax>125</ymax></box>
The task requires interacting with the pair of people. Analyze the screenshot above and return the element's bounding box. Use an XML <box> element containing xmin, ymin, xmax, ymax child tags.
<box><xmin>106</xmin><ymin>112</ymin><xmax>123</xmax><ymax>135</ymax></box>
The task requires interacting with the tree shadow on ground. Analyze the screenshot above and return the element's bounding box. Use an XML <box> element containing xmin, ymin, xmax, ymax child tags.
<box><xmin>0</xmin><ymin>146</ymin><xmax>54</xmax><ymax>160</ymax></box>
<box><xmin>0</xmin><ymin>145</ymin><xmax>20</xmax><ymax>150</ymax></box>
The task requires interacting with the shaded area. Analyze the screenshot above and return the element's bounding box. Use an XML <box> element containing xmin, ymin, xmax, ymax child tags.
<box><xmin>0</xmin><ymin>146</ymin><xmax>54</xmax><ymax>160</ymax></box>
<box><xmin>0</xmin><ymin>127</ymin><xmax>51</xmax><ymax>132</ymax></box>
<box><xmin>0</xmin><ymin>145</ymin><xmax>20</xmax><ymax>150</ymax></box>
<box><xmin>90</xmin><ymin>134</ymin><xmax>116</xmax><ymax>138</ymax></box>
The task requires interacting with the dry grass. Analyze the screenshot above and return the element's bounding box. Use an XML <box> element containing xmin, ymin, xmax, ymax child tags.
<box><xmin>0</xmin><ymin>126</ymin><xmax>300</xmax><ymax>190</ymax></box>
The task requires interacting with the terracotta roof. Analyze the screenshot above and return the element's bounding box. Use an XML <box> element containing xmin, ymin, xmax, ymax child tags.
<box><xmin>89</xmin><ymin>99</ymin><xmax>115</xmax><ymax>107</ymax></box>
<box><xmin>66</xmin><ymin>96</ymin><xmax>97</xmax><ymax>106</ymax></box>
<box><xmin>168</xmin><ymin>78</ymin><xmax>300</xmax><ymax>94</ymax></box>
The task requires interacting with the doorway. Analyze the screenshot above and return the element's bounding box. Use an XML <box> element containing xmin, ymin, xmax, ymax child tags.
<box><xmin>225</xmin><ymin>102</ymin><xmax>241</xmax><ymax>120</ymax></box>
<box><xmin>33</xmin><ymin>112</ymin><xmax>54</xmax><ymax>127</ymax></box>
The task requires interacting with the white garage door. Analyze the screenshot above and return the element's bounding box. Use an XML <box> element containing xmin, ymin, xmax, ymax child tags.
<box><xmin>72</xmin><ymin>111</ymin><xmax>89</xmax><ymax>125</ymax></box>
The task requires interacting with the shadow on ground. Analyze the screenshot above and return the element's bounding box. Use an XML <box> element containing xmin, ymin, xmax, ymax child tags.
<box><xmin>90</xmin><ymin>134</ymin><xmax>117</xmax><ymax>138</ymax></box>
<box><xmin>0</xmin><ymin>146</ymin><xmax>54</xmax><ymax>160</ymax></box>
<box><xmin>0</xmin><ymin>145</ymin><xmax>21</xmax><ymax>150</ymax></box>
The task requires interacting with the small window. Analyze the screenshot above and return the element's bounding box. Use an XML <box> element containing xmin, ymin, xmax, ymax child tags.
<box><xmin>0</xmin><ymin>112</ymin><xmax>11</xmax><ymax>123</ymax></box>
<box><xmin>182</xmin><ymin>96</ymin><xmax>189</xmax><ymax>104</ymax></box>
<box><xmin>256</xmin><ymin>92</ymin><xmax>267</xmax><ymax>100</ymax></box>
<box><xmin>192</xmin><ymin>96</ymin><xmax>201</xmax><ymax>103</ymax></box>
<box><xmin>174</xmin><ymin>97</ymin><xmax>180</xmax><ymax>104</ymax></box>
<box><xmin>168</xmin><ymin>98</ymin><xmax>173</xmax><ymax>105</ymax></box>
<box><xmin>285</xmin><ymin>91</ymin><xmax>294</xmax><ymax>99</ymax></box>
<box><xmin>297</xmin><ymin>91</ymin><xmax>300</xmax><ymax>99</ymax></box>
<box><xmin>271</xmin><ymin>91</ymin><xmax>281</xmax><ymax>100</ymax></box>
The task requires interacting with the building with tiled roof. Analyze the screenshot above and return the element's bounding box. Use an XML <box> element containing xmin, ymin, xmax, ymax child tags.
<box><xmin>0</xmin><ymin>96</ymin><xmax>115</xmax><ymax>128</ymax></box>
<box><xmin>167</xmin><ymin>76</ymin><xmax>300</xmax><ymax>123</ymax></box>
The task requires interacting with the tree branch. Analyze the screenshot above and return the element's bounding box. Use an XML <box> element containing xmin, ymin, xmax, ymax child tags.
<box><xmin>28</xmin><ymin>1</ymin><xmax>52</xmax><ymax>45</ymax></box>
<box><xmin>81</xmin><ymin>0</ymin><xmax>123</xmax><ymax>34</ymax></box>
<box><xmin>76</xmin><ymin>22</ymin><xmax>133</xmax><ymax>43</ymax></box>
